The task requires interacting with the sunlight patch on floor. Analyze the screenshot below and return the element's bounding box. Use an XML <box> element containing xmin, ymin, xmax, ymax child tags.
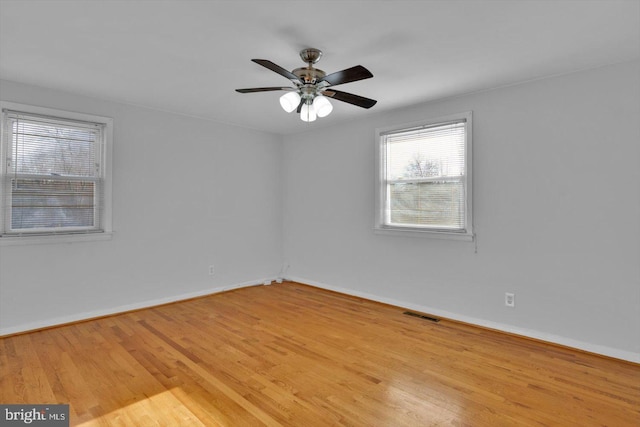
<box><xmin>76</xmin><ymin>387</ymin><xmax>208</xmax><ymax>427</ymax></box>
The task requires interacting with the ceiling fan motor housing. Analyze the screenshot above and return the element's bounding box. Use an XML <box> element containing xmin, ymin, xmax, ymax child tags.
<box><xmin>293</xmin><ymin>67</ymin><xmax>326</xmax><ymax>85</ymax></box>
<box><xmin>294</xmin><ymin>48</ymin><xmax>327</xmax><ymax>86</ymax></box>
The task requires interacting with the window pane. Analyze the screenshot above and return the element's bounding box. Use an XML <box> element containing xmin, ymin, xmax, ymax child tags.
<box><xmin>388</xmin><ymin>180</ymin><xmax>464</xmax><ymax>229</ymax></box>
<box><xmin>386</xmin><ymin>122</ymin><xmax>465</xmax><ymax>180</ymax></box>
<box><xmin>11</xmin><ymin>117</ymin><xmax>98</xmax><ymax>177</ymax></box>
<box><xmin>11</xmin><ymin>179</ymin><xmax>95</xmax><ymax>230</ymax></box>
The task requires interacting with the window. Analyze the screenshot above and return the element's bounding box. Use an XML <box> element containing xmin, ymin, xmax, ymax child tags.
<box><xmin>1</xmin><ymin>102</ymin><xmax>112</xmax><ymax>243</ymax></box>
<box><xmin>375</xmin><ymin>112</ymin><xmax>473</xmax><ymax>240</ymax></box>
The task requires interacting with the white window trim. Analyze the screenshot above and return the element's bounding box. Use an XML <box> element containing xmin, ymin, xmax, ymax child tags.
<box><xmin>0</xmin><ymin>101</ymin><xmax>113</xmax><ymax>246</ymax></box>
<box><xmin>374</xmin><ymin>111</ymin><xmax>474</xmax><ymax>241</ymax></box>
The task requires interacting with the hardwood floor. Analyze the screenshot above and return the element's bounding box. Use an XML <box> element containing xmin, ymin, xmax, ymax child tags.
<box><xmin>1</xmin><ymin>281</ymin><xmax>638</xmax><ymax>426</ymax></box>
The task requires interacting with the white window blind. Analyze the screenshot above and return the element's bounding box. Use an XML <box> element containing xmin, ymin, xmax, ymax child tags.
<box><xmin>2</xmin><ymin>109</ymin><xmax>105</xmax><ymax>236</ymax></box>
<box><xmin>376</xmin><ymin>112</ymin><xmax>472</xmax><ymax>239</ymax></box>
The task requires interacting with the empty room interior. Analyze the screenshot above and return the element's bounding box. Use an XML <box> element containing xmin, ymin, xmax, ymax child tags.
<box><xmin>0</xmin><ymin>0</ymin><xmax>639</xmax><ymax>426</ymax></box>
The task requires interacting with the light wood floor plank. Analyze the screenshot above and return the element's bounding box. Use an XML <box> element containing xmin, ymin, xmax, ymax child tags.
<box><xmin>1</xmin><ymin>281</ymin><xmax>638</xmax><ymax>426</ymax></box>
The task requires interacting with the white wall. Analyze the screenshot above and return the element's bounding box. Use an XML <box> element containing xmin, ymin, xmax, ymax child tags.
<box><xmin>0</xmin><ymin>80</ymin><xmax>284</xmax><ymax>334</ymax></box>
<box><xmin>282</xmin><ymin>60</ymin><xmax>640</xmax><ymax>362</ymax></box>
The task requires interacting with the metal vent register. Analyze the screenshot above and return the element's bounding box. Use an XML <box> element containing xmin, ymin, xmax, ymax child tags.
<box><xmin>403</xmin><ymin>311</ymin><xmax>440</xmax><ymax>323</ymax></box>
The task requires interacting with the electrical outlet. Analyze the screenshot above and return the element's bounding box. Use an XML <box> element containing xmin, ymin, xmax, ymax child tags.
<box><xmin>505</xmin><ymin>292</ymin><xmax>515</xmax><ymax>308</ymax></box>
<box><xmin>208</xmin><ymin>265</ymin><xmax>215</xmax><ymax>276</ymax></box>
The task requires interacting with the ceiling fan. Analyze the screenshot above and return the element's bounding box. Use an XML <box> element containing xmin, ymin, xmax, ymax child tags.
<box><xmin>236</xmin><ymin>48</ymin><xmax>377</xmax><ymax>122</ymax></box>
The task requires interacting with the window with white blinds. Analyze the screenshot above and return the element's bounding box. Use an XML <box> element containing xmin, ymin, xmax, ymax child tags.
<box><xmin>375</xmin><ymin>112</ymin><xmax>473</xmax><ymax>239</ymax></box>
<box><xmin>1</xmin><ymin>102</ymin><xmax>113</xmax><ymax>240</ymax></box>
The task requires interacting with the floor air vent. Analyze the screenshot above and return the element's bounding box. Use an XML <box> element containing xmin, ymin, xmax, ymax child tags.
<box><xmin>403</xmin><ymin>311</ymin><xmax>440</xmax><ymax>322</ymax></box>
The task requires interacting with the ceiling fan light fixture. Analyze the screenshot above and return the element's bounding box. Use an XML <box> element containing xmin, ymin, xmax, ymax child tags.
<box><xmin>313</xmin><ymin>95</ymin><xmax>333</xmax><ymax>118</ymax></box>
<box><xmin>300</xmin><ymin>102</ymin><xmax>317</xmax><ymax>122</ymax></box>
<box><xmin>279</xmin><ymin>91</ymin><xmax>301</xmax><ymax>113</ymax></box>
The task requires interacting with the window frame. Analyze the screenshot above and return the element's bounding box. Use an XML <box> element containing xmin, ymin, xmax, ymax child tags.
<box><xmin>0</xmin><ymin>101</ymin><xmax>113</xmax><ymax>245</ymax></box>
<box><xmin>374</xmin><ymin>111</ymin><xmax>473</xmax><ymax>241</ymax></box>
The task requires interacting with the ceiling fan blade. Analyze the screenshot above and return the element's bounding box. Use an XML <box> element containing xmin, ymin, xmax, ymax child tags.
<box><xmin>235</xmin><ymin>87</ymin><xmax>294</xmax><ymax>93</ymax></box>
<box><xmin>324</xmin><ymin>89</ymin><xmax>377</xmax><ymax>109</ymax></box>
<box><xmin>252</xmin><ymin>59</ymin><xmax>301</xmax><ymax>83</ymax></box>
<box><xmin>296</xmin><ymin>98</ymin><xmax>305</xmax><ymax>113</ymax></box>
<box><xmin>318</xmin><ymin>65</ymin><xmax>373</xmax><ymax>87</ymax></box>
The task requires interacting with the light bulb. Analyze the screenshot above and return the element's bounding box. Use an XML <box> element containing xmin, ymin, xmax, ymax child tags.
<box><xmin>300</xmin><ymin>102</ymin><xmax>317</xmax><ymax>122</ymax></box>
<box><xmin>279</xmin><ymin>92</ymin><xmax>301</xmax><ymax>113</ymax></box>
<box><xmin>312</xmin><ymin>95</ymin><xmax>333</xmax><ymax>117</ymax></box>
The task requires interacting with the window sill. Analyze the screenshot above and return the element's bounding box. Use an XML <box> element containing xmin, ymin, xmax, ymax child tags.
<box><xmin>0</xmin><ymin>232</ymin><xmax>113</xmax><ymax>246</ymax></box>
<box><xmin>374</xmin><ymin>226</ymin><xmax>474</xmax><ymax>241</ymax></box>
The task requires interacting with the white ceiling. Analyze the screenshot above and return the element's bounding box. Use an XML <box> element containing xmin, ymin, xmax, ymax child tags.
<box><xmin>1</xmin><ymin>0</ymin><xmax>639</xmax><ymax>135</ymax></box>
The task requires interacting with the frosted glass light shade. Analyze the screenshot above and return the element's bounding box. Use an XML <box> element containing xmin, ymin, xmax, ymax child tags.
<box><xmin>312</xmin><ymin>95</ymin><xmax>333</xmax><ymax>117</ymax></box>
<box><xmin>300</xmin><ymin>103</ymin><xmax>317</xmax><ymax>122</ymax></box>
<box><xmin>279</xmin><ymin>92</ymin><xmax>301</xmax><ymax>113</ymax></box>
